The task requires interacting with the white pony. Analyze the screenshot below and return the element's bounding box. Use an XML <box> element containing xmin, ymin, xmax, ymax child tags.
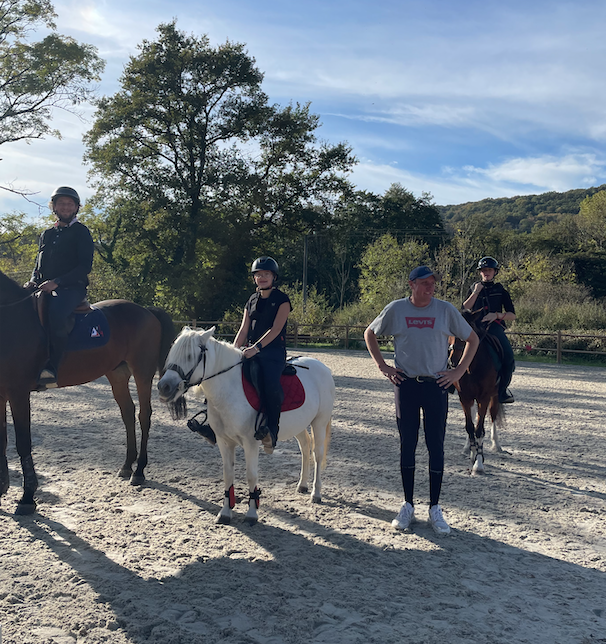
<box><xmin>157</xmin><ymin>327</ymin><xmax>335</xmax><ymax>525</ymax></box>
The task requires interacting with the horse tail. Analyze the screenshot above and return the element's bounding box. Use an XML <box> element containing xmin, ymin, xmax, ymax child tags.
<box><xmin>147</xmin><ymin>307</ymin><xmax>176</xmax><ymax>375</ymax></box>
<box><xmin>492</xmin><ymin>397</ymin><xmax>506</xmax><ymax>427</ymax></box>
<box><xmin>322</xmin><ymin>419</ymin><xmax>332</xmax><ymax>470</ymax></box>
<box><xmin>311</xmin><ymin>417</ymin><xmax>332</xmax><ymax>470</ymax></box>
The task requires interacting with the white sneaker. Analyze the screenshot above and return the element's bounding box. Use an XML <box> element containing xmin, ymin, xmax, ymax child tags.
<box><xmin>428</xmin><ymin>504</ymin><xmax>451</xmax><ymax>535</ymax></box>
<box><xmin>391</xmin><ymin>502</ymin><xmax>416</xmax><ymax>531</ymax></box>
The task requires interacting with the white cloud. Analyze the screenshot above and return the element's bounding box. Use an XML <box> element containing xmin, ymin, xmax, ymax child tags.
<box><xmin>352</xmin><ymin>152</ymin><xmax>606</xmax><ymax>206</ymax></box>
<box><xmin>463</xmin><ymin>153</ymin><xmax>606</xmax><ymax>192</ymax></box>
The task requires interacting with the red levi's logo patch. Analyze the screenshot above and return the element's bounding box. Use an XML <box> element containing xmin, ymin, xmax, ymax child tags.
<box><xmin>242</xmin><ymin>372</ymin><xmax>306</xmax><ymax>412</ymax></box>
<box><xmin>405</xmin><ymin>317</ymin><xmax>436</xmax><ymax>329</ymax></box>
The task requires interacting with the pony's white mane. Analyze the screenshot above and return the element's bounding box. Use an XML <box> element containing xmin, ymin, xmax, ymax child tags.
<box><xmin>166</xmin><ymin>326</ymin><xmax>242</xmax><ymax>375</ymax></box>
<box><xmin>205</xmin><ymin>332</ymin><xmax>242</xmax><ymax>372</ymax></box>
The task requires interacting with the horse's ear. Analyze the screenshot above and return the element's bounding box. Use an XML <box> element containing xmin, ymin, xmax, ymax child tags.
<box><xmin>200</xmin><ymin>326</ymin><xmax>215</xmax><ymax>344</ymax></box>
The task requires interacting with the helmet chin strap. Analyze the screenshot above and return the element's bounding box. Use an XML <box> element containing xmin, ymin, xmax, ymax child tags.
<box><xmin>258</xmin><ymin>286</ymin><xmax>274</xmax><ymax>291</ymax></box>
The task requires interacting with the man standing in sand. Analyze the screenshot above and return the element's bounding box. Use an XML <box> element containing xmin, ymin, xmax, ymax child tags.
<box><xmin>364</xmin><ymin>266</ymin><xmax>479</xmax><ymax>535</ymax></box>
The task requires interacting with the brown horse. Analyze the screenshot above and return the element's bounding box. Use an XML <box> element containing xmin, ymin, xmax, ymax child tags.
<box><xmin>450</xmin><ymin>308</ymin><xmax>504</xmax><ymax>474</ymax></box>
<box><xmin>0</xmin><ymin>269</ymin><xmax>174</xmax><ymax>514</ymax></box>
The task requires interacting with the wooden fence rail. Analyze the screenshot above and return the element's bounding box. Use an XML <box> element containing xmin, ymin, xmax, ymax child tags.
<box><xmin>174</xmin><ymin>320</ymin><xmax>606</xmax><ymax>364</ymax></box>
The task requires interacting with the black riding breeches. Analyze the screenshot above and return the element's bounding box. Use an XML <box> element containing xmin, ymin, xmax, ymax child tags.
<box><xmin>487</xmin><ymin>323</ymin><xmax>515</xmax><ymax>392</ymax></box>
<box><xmin>394</xmin><ymin>379</ymin><xmax>449</xmax><ymax>505</ymax></box>
<box><xmin>250</xmin><ymin>353</ymin><xmax>285</xmax><ymax>432</ymax></box>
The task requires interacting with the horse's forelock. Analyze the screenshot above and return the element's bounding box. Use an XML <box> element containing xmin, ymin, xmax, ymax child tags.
<box><xmin>166</xmin><ymin>327</ymin><xmax>202</xmax><ymax>371</ymax></box>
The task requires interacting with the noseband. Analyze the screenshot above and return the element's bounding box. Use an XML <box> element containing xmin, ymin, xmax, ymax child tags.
<box><xmin>165</xmin><ymin>343</ymin><xmax>243</xmax><ymax>393</ymax></box>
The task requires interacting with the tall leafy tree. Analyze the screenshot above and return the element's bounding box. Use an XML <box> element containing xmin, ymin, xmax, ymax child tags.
<box><xmin>84</xmin><ymin>22</ymin><xmax>354</xmax><ymax>318</ymax></box>
<box><xmin>284</xmin><ymin>184</ymin><xmax>445</xmax><ymax>310</ymax></box>
<box><xmin>358</xmin><ymin>234</ymin><xmax>429</xmax><ymax>312</ymax></box>
<box><xmin>577</xmin><ymin>190</ymin><xmax>606</xmax><ymax>251</ymax></box>
<box><xmin>0</xmin><ymin>0</ymin><xmax>104</xmax><ymax>149</ymax></box>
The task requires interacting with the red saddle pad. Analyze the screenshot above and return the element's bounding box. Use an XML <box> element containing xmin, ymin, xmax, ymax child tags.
<box><xmin>242</xmin><ymin>371</ymin><xmax>306</xmax><ymax>412</ymax></box>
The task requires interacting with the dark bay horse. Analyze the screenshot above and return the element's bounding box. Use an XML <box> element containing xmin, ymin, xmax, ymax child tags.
<box><xmin>450</xmin><ymin>308</ymin><xmax>504</xmax><ymax>474</ymax></box>
<box><xmin>0</xmin><ymin>269</ymin><xmax>174</xmax><ymax>514</ymax></box>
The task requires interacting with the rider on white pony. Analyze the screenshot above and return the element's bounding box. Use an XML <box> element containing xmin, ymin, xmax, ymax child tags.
<box><xmin>233</xmin><ymin>257</ymin><xmax>292</xmax><ymax>450</ymax></box>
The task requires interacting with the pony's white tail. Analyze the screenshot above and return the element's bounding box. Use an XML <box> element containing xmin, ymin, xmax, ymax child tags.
<box><xmin>311</xmin><ymin>418</ymin><xmax>332</xmax><ymax>470</ymax></box>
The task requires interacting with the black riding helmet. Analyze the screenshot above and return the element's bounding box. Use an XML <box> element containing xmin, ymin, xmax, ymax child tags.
<box><xmin>477</xmin><ymin>256</ymin><xmax>499</xmax><ymax>273</ymax></box>
<box><xmin>50</xmin><ymin>186</ymin><xmax>81</xmax><ymax>209</ymax></box>
<box><xmin>251</xmin><ymin>256</ymin><xmax>279</xmax><ymax>276</ymax></box>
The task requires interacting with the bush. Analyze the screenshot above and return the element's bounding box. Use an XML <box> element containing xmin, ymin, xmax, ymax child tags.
<box><xmin>281</xmin><ymin>282</ymin><xmax>334</xmax><ymax>326</ymax></box>
<box><xmin>514</xmin><ymin>282</ymin><xmax>606</xmax><ymax>330</ymax></box>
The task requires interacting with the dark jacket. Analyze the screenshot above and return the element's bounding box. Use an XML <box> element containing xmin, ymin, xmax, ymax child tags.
<box><xmin>245</xmin><ymin>288</ymin><xmax>292</xmax><ymax>351</ymax></box>
<box><xmin>467</xmin><ymin>282</ymin><xmax>515</xmax><ymax>328</ymax></box>
<box><xmin>32</xmin><ymin>220</ymin><xmax>94</xmax><ymax>288</ymax></box>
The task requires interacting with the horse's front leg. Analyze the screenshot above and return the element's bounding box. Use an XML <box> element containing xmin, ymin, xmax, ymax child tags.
<box><xmin>243</xmin><ymin>438</ymin><xmax>260</xmax><ymax>525</ymax></box>
<box><xmin>1</xmin><ymin>397</ymin><xmax>9</xmax><ymax>502</ymax></box>
<box><xmin>294</xmin><ymin>429</ymin><xmax>311</xmax><ymax>495</ymax></box>
<box><xmin>9</xmin><ymin>392</ymin><xmax>38</xmax><ymax>514</ymax></box>
<box><xmin>216</xmin><ymin>438</ymin><xmax>236</xmax><ymax>525</ymax></box>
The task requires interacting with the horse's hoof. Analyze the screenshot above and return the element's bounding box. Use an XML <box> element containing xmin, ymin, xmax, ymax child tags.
<box><xmin>311</xmin><ymin>495</ymin><xmax>322</xmax><ymax>504</ymax></box>
<box><xmin>15</xmin><ymin>501</ymin><xmax>37</xmax><ymax>516</ymax></box>
<box><xmin>216</xmin><ymin>513</ymin><xmax>231</xmax><ymax>525</ymax></box>
<box><xmin>129</xmin><ymin>474</ymin><xmax>145</xmax><ymax>486</ymax></box>
<box><xmin>297</xmin><ymin>485</ymin><xmax>309</xmax><ymax>494</ymax></box>
<box><xmin>243</xmin><ymin>516</ymin><xmax>258</xmax><ymax>526</ymax></box>
<box><xmin>117</xmin><ymin>467</ymin><xmax>132</xmax><ymax>479</ymax></box>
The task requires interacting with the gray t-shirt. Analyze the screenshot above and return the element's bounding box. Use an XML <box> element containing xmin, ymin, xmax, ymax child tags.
<box><xmin>368</xmin><ymin>297</ymin><xmax>472</xmax><ymax>378</ymax></box>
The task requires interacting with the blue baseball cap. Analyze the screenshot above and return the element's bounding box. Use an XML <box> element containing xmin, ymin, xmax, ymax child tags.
<box><xmin>409</xmin><ymin>265</ymin><xmax>440</xmax><ymax>281</ymax></box>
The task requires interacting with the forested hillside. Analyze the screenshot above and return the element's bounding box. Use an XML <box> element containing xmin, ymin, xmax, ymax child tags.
<box><xmin>439</xmin><ymin>185</ymin><xmax>606</xmax><ymax>233</ymax></box>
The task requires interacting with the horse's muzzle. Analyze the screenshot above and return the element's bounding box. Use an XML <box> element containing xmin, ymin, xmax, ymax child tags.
<box><xmin>157</xmin><ymin>373</ymin><xmax>183</xmax><ymax>403</ymax></box>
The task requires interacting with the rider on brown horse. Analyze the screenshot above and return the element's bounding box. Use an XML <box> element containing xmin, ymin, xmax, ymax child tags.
<box><xmin>23</xmin><ymin>187</ymin><xmax>94</xmax><ymax>388</ymax></box>
<box><xmin>463</xmin><ymin>256</ymin><xmax>516</xmax><ymax>404</ymax></box>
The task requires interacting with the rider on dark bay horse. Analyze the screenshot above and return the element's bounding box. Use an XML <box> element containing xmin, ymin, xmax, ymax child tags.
<box><xmin>463</xmin><ymin>256</ymin><xmax>516</xmax><ymax>404</ymax></box>
<box><xmin>24</xmin><ymin>187</ymin><xmax>94</xmax><ymax>388</ymax></box>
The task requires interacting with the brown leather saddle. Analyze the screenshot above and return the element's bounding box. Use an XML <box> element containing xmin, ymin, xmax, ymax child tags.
<box><xmin>34</xmin><ymin>291</ymin><xmax>93</xmax><ymax>331</ymax></box>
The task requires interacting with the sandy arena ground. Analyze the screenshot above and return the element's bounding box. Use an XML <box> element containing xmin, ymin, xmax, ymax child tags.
<box><xmin>1</xmin><ymin>350</ymin><xmax>605</xmax><ymax>644</ymax></box>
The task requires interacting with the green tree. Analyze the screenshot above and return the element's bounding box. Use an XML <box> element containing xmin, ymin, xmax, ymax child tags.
<box><xmin>84</xmin><ymin>22</ymin><xmax>354</xmax><ymax>318</ymax></box>
<box><xmin>0</xmin><ymin>212</ymin><xmax>41</xmax><ymax>277</ymax></box>
<box><xmin>278</xmin><ymin>185</ymin><xmax>445</xmax><ymax>312</ymax></box>
<box><xmin>0</xmin><ymin>0</ymin><xmax>104</xmax><ymax>148</ymax></box>
<box><xmin>358</xmin><ymin>234</ymin><xmax>429</xmax><ymax>312</ymax></box>
<box><xmin>577</xmin><ymin>190</ymin><xmax>606</xmax><ymax>251</ymax></box>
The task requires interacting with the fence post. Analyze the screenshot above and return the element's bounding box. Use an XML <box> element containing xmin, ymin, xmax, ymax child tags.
<box><xmin>294</xmin><ymin>321</ymin><xmax>299</xmax><ymax>348</ymax></box>
<box><xmin>557</xmin><ymin>330</ymin><xmax>562</xmax><ymax>364</ymax></box>
<box><xmin>345</xmin><ymin>324</ymin><xmax>349</xmax><ymax>350</ymax></box>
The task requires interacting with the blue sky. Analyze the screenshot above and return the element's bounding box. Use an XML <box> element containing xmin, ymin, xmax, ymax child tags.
<box><xmin>2</xmin><ymin>0</ymin><xmax>606</xmax><ymax>219</ymax></box>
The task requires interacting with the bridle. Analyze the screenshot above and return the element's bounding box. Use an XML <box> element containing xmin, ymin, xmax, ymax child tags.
<box><xmin>165</xmin><ymin>343</ymin><xmax>243</xmax><ymax>393</ymax></box>
<box><xmin>449</xmin><ymin>306</ymin><xmax>488</xmax><ymax>368</ymax></box>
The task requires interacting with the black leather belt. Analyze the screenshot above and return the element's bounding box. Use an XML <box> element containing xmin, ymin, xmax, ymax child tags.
<box><xmin>403</xmin><ymin>375</ymin><xmax>437</xmax><ymax>383</ymax></box>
